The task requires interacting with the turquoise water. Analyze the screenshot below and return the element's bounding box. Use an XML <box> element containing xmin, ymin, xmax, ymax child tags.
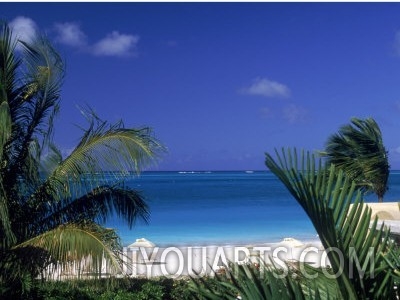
<box><xmin>105</xmin><ymin>171</ymin><xmax>400</xmax><ymax>247</ymax></box>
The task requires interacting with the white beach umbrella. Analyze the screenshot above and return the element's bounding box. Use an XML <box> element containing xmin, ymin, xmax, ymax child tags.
<box><xmin>128</xmin><ymin>238</ymin><xmax>156</xmax><ymax>248</ymax></box>
<box><xmin>279</xmin><ymin>237</ymin><xmax>304</xmax><ymax>248</ymax></box>
<box><xmin>126</xmin><ymin>238</ymin><xmax>156</xmax><ymax>277</ymax></box>
<box><xmin>275</xmin><ymin>238</ymin><xmax>305</xmax><ymax>262</ymax></box>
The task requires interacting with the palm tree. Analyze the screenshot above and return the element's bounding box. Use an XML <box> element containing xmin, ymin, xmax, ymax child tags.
<box><xmin>192</xmin><ymin>149</ymin><xmax>399</xmax><ymax>299</ymax></box>
<box><xmin>320</xmin><ymin>117</ymin><xmax>389</xmax><ymax>202</ymax></box>
<box><xmin>265</xmin><ymin>149</ymin><xmax>396</xmax><ymax>299</ymax></box>
<box><xmin>0</xmin><ymin>23</ymin><xmax>164</xmax><ymax>296</ymax></box>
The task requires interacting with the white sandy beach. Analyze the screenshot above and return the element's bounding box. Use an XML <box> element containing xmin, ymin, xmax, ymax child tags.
<box><xmin>42</xmin><ymin>238</ymin><xmax>328</xmax><ymax>280</ymax></box>
<box><xmin>43</xmin><ymin>202</ymin><xmax>400</xmax><ymax>280</ymax></box>
<box><xmin>121</xmin><ymin>238</ymin><xmax>328</xmax><ymax>278</ymax></box>
<box><xmin>120</xmin><ymin>201</ymin><xmax>400</xmax><ymax>279</ymax></box>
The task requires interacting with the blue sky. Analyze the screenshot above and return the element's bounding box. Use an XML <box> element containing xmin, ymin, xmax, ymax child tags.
<box><xmin>3</xmin><ymin>2</ymin><xmax>400</xmax><ymax>171</ymax></box>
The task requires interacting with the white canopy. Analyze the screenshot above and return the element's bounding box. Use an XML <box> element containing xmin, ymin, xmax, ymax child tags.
<box><xmin>278</xmin><ymin>237</ymin><xmax>304</xmax><ymax>248</ymax></box>
<box><xmin>128</xmin><ymin>238</ymin><xmax>156</xmax><ymax>248</ymax></box>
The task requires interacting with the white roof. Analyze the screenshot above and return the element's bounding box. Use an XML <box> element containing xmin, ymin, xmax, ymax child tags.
<box><xmin>278</xmin><ymin>237</ymin><xmax>304</xmax><ymax>248</ymax></box>
<box><xmin>128</xmin><ymin>238</ymin><xmax>156</xmax><ymax>248</ymax></box>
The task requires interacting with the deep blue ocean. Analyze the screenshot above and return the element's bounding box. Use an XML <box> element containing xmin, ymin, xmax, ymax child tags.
<box><xmin>105</xmin><ymin>171</ymin><xmax>400</xmax><ymax>247</ymax></box>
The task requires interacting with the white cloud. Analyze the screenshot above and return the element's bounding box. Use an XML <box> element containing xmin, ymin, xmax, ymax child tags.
<box><xmin>53</xmin><ymin>23</ymin><xmax>139</xmax><ymax>58</ymax></box>
<box><xmin>9</xmin><ymin>17</ymin><xmax>140</xmax><ymax>58</ymax></box>
<box><xmin>54</xmin><ymin>22</ymin><xmax>87</xmax><ymax>47</ymax></box>
<box><xmin>9</xmin><ymin>16</ymin><xmax>37</xmax><ymax>44</ymax></box>
<box><xmin>241</xmin><ymin>77</ymin><xmax>290</xmax><ymax>98</ymax></box>
<box><xmin>283</xmin><ymin>104</ymin><xmax>307</xmax><ymax>124</ymax></box>
<box><xmin>92</xmin><ymin>31</ymin><xmax>139</xmax><ymax>57</ymax></box>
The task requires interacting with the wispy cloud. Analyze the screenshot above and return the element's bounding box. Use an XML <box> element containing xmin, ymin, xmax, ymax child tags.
<box><xmin>283</xmin><ymin>104</ymin><xmax>308</xmax><ymax>124</ymax></box>
<box><xmin>8</xmin><ymin>16</ymin><xmax>140</xmax><ymax>58</ymax></box>
<box><xmin>241</xmin><ymin>77</ymin><xmax>290</xmax><ymax>98</ymax></box>
<box><xmin>92</xmin><ymin>31</ymin><xmax>139</xmax><ymax>57</ymax></box>
<box><xmin>54</xmin><ymin>22</ymin><xmax>87</xmax><ymax>47</ymax></box>
<box><xmin>9</xmin><ymin>16</ymin><xmax>37</xmax><ymax>45</ymax></box>
<box><xmin>52</xmin><ymin>22</ymin><xmax>139</xmax><ymax>58</ymax></box>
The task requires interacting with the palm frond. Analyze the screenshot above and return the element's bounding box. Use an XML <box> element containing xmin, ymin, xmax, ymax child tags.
<box><xmin>320</xmin><ymin>117</ymin><xmax>389</xmax><ymax>201</ymax></box>
<box><xmin>0</xmin><ymin>22</ymin><xmax>20</xmax><ymax>106</ymax></box>
<box><xmin>0</xmin><ymin>103</ymin><xmax>13</xmax><ymax>242</ymax></box>
<box><xmin>14</xmin><ymin>34</ymin><xmax>63</xmax><ymax>149</ymax></box>
<box><xmin>0</xmin><ymin>191</ymin><xmax>16</xmax><ymax>249</ymax></box>
<box><xmin>0</xmin><ymin>245</ymin><xmax>48</xmax><ymax>297</ymax></box>
<box><xmin>42</xmin><ymin>116</ymin><xmax>164</xmax><ymax>200</ymax></box>
<box><xmin>15</xmin><ymin>222</ymin><xmax>124</xmax><ymax>278</ymax></box>
<box><xmin>265</xmin><ymin>148</ymin><xmax>395</xmax><ymax>299</ymax></box>
<box><xmin>0</xmin><ymin>22</ymin><xmax>164</xmax><ymax>295</ymax></box>
<box><xmin>2</xmin><ymin>31</ymin><xmax>64</xmax><ymax>198</ymax></box>
<box><xmin>191</xmin><ymin>262</ymin><xmax>336</xmax><ymax>300</ymax></box>
<box><xmin>0</xmin><ymin>95</ymin><xmax>12</xmax><ymax>153</ymax></box>
<box><xmin>38</xmin><ymin>143</ymin><xmax>63</xmax><ymax>177</ymax></box>
<box><xmin>28</xmin><ymin>185</ymin><xmax>149</xmax><ymax>237</ymax></box>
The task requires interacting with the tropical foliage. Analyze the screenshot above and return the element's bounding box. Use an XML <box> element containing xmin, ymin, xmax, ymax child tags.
<box><xmin>0</xmin><ymin>23</ymin><xmax>164</xmax><ymax>297</ymax></box>
<box><xmin>265</xmin><ymin>148</ymin><xmax>397</xmax><ymax>299</ymax></box>
<box><xmin>193</xmin><ymin>147</ymin><xmax>399</xmax><ymax>299</ymax></box>
<box><xmin>190</xmin><ymin>261</ymin><xmax>340</xmax><ymax>299</ymax></box>
<box><xmin>320</xmin><ymin>117</ymin><xmax>389</xmax><ymax>202</ymax></box>
<box><xmin>30</xmin><ymin>277</ymin><xmax>194</xmax><ymax>300</ymax></box>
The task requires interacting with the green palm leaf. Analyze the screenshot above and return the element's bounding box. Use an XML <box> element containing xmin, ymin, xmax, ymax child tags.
<box><xmin>0</xmin><ymin>102</ymin><xmax>14</xmax><ymax>247</ymax></box>
<box><xmin>43</xmin><ymin>116</ymin><xmax>164</xmax><ymax>200</ymax></box>
<box><xmin>1</xmin><ymin>27</ymin><xmax>64</xmax><ymax>204</ymax></box>
<box><xmin>320</xmin><ymin>117</ymin><xmax>389</xmax><ymax>202</ymax></box>
<box><xmin>265</xmin><ymin>148</ymin><xmax>395</xmax><ymax>299</ymax></box>
<box><xmin>191</xmin><ymin>262</ymin><xmax>336</xmax><ymax>300</ymax></box>
<box><xmin>0</xmin><ymin>24</ymin><xmax>18</xmax><ymax>249</ymax></box>
<box><xmin>11</xmin><ymin>36</ymin><xmax>62</xmax><ymax>168</ymax></box>
<box><xmin>28</xmin><ymin>185</ymin><xmax>149</xmax><ymax>237</ymax></box>
<box><xmin>15</xmin><ymin>222</ymin><xmax>123</xmax><ymax>278</ymax></box>
<box><xmin>0</xmin><ymin>22</ymin><xmax>165</xmax><ymax>296</ymax></box>
<box><xmin>0</xmin><ymin>22</ymin><xmax>20</xmax><ymax>106</ymax></box>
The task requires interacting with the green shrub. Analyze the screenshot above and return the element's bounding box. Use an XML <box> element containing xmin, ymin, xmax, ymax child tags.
<box><xmin>133</xmin><ymin>281</ymin><xmax>164</xmax><ymax>300</ymax></box>
<box><xmin>32</xmin><ymin>277</ymin><xmax>197</xmax><ymax>300</ymax></box>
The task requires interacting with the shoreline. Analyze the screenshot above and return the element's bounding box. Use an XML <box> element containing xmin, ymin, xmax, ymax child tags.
<box><xmin>124</xmin><ymin>237</ymin><xmax>322</xmax><ymax>249</ymax></box>
<box><xmin>122</xmin><ymin>232</ymin><xmax>321</xmax><ymax>248</ymax></box>
<box><xmin>119</xmin><ymin>236</ymin><xmax>327</xmax><ymax>279</ymax></box>
<box><xmin>44</xmin><ymin>236</ymin><xmax>327</xmax><ymax>280</ymax></box>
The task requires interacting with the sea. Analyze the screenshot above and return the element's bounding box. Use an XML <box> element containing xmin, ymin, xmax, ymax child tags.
<box><xmin>105</xmin><ymin>171</ymin><xmax>400</xmax><ymax>248</ymax></box>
